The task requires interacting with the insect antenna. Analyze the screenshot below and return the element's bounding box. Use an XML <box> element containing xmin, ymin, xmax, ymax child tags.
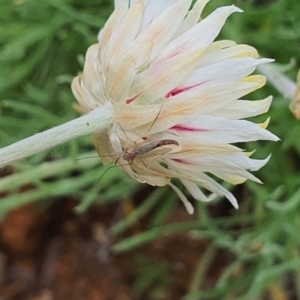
<box><xmin>96</xmin><ymin>164</ymin><xmax>119</xmax><ymax>186</ymax></box>
<box><xmin>97</xmin><ymin>161</ymin><xmax>134</xmax><ymax>187</ymax></box>
<box><xmin>75</xmin><ymin>155</ymin><xmax>100</xmax><ymax>161</ymax></box>
<box><xmin>147</xmin><ymin>103</ymin><xmax>163</xmax><ymax>134</ymax></box>
<box><xmin>75</xmin><ymin>150</ymin><xmax>127</xmax><ymax>163</ymax></box>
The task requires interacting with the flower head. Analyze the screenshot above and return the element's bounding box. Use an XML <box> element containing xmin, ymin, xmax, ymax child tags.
<box><xmin>72</xmin><ymin>0</ymin><xmax>279</xmax><ymax>214</ymax></box>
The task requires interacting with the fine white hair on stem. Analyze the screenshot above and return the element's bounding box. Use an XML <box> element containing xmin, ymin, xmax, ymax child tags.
<box><xmin>0</xmin><ymin>105</ymin><xmax>113</xmax><ymax>168</ymax></box>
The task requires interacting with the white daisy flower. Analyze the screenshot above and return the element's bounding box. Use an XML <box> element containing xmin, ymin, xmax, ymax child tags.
<box><xmin>72</xmin><ymin>0</ymin><xmax>279</xmax><ymax>214</ymax></box>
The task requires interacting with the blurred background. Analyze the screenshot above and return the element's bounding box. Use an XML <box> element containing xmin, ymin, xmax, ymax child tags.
<box><xmin>0</xmin><ymin>0</ymin><xmax>300</xmax><ymax>299</ymax></box>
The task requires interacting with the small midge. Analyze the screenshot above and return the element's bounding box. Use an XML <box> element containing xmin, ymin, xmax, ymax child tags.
<box><xmin>122</xmin><ymin>139</ymin><xmax>179</xmax><ymax>163</ymax></box>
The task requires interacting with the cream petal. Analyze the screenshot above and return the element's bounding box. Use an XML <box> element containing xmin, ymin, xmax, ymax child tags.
<box><xmin>71</xmin><ymin>78</ymin><xmax>103</xmax><ymax>110</ymax></box>
<box><xmin>141</xmin><ymin>0</ymin><xmax>178</xmax><ymax>30</ymax></box>
<box><xmin>71</xmin><ymin>77</ymin><xmax>90</xmax><ymax>111</ymax></box>
<box><xmin>104</xmin><ymin>1</ymin><xmax>144</xmax><ymax>66</ymax></box>
<box><xmin>170</xmin><ymin>163</ymin><xmax>239</xmax><ymax>208</ymax></box>
<box><xmin>177</xmin><ymin>166</ymin><xmax>239</xmax><ymax>208</ymax></box>
<box><xmin>143</xmin><ymin>97</ymin><xmax>205</xmax><ymax>134</ymax></box>
<box><xmin>173</xmin><ymin>151</ymin><xmax>271</xmax><ymax>172</ymax></box>
<box><xmin>198</xmin><ymin>176</ymin><xmax>239</xmax><ymax>209</ymax></box>
<box><xmin>108</xmin><ymin>125</ymin><xmax>123</xmax><ymax>153</ymax></box>
<box><xmin>114</xmin><ymin>103</ymin><xmax>162</xmax><ymax>130</ymax></box>
<box><xmin>99</xmin><ymin>1</ymin><xmax>128</xmax><ymax>53</ymax></box>
<box><xmin>177</xmin><ymin>75</ymin><xmax>266</xmax><ymax>103</ymax></box>
<box><xmin>155</xmin><ymin>5</ymin><xmax>242</xmax><ymax>63</ymax></box>
<box><xmin>210</xmin><ymin>96</ymin><xmax>273</xmax><ymax>119</ymax></box>
<box><xmin>168</xmin><ymin>182</ymin><xmax>194</xmax><ymax>214</ymax></box>
<box><xmin>144</xmin><ymin>80</ymin><xmax>268</xmax><ymax>134</ymax></box>
<box><xmin>114</xmin><ymin>0</ymin><xmax>123</xmax><ymax>8</ymax></box>
<box><xmin>208</xmin><ymin>164</ymin><xmax>262</xmax><ymax>184</ymax></box>
<box><xmin>119</xmin><ymin>163</ymin><xmax>142</xmax><ymax>182</ymax></box>
<box><xmin>193</xmin><ymin>158</ymin><xmax>261</xmax><ymax>184</ymax></box>
<box><xmin>169</xmin><ymin>139</ymin><xmax>241</xmax><ymax>157</ymax></box>
<box><xmin>173</xmin><ymin>0</ymin><xmax>210</xmax><ymax>38</ymax></box>
<box><xmin>170</xmin><ymin>116</ymin><xmax>279</xmax><ymax>143</ymax></box>
<box><xmin>167</xmin><ymin>152</ymin><xmax>271</xmax><ymax>185</ymax></box>
<box><xmin>133</xmin><ymin>172</ymin><xmax>170</xmax><ymax>186</ymax></box>
<box><xmin>132</xmin><ymin>163</ymin><xmax>177</xmax><ymax>182</ymax></box>
<box><xmin>179</xmin><ymin>58</ymin><xmax>273</xmax><ymax>90</ymax></box>
<box><xmin>92</xmin><ymin>131</ymin><xmax>115</xmax><ymax>165</ymax></box>
<box><xmin>106</xmin><ymin>41</ymin><xmax>153</xmax><ymax>103</ymax></box>
<box><xmin>203</xmin><ymin>40</ymin><xmax>237</xmax><ymax>53</ymax></box>
<box><xmin>176</xmin><ymin>74</ymin><xmax>267</xmax><ymax>96</ymax></box>
<box><xmin>129</xmin><ymin>49</ymin><xmax>204</xmax><ymax>104</ymax></box>
<box><xmin>180</xmin><ymin>179</ymin><xmax>211</xmax><ymax>202</ymax></box>
<box><xmin>124</xmin><ymin>162</ymin><xmax>172</xmax><ymax>185</ymax></box>
<box><xmin>198</xmin><ymin>44</ymin><xmax>259</xmax><ymax>68</ymax></box>
<box><xmin>132</xmin><ymin>0</ymin><xmax>193</xmax><ymax>63</ymax></box>
<box><xmin>82</xmin><ymin>44</ymin><xmax>106</xmax><ymax>103</ymax></box>
<box><xmin>212</xmin><ymin>166</ymin><xmax>260</xmax><ymax>184</ymax></box>
<box><xmin>132</xmin><ymin>159</ymin><xmax>199</xmax><ymax>182</ymax></box>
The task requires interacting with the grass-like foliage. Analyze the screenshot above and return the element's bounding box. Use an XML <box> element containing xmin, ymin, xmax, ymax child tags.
<box><xmin>1</xmin><ymin>0</ymin><xmax>300</xmax><ymax>298</ymax></box>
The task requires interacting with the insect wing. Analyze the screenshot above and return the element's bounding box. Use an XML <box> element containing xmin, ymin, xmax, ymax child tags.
<box><xmin>130</xmin><ymin>140</ymin><xmax>161</xmax><ymax>156</ymax></box>
<box><xmin>135</xmin><ymin>146</ymin><xmax>173</xmax><ymax>161</ymax></box>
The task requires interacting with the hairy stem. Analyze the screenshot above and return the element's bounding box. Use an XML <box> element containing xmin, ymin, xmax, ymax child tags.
<box><xmin>0</xmin><ymin>105</ymin><xmax>113</xmax><ymax>168</ymax></box>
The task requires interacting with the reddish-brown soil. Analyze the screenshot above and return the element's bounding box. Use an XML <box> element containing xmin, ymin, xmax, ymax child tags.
<box><xmin>0</xmin><ymin>189</ymin><xmax>233</xmax><ymax>300</ymax></box>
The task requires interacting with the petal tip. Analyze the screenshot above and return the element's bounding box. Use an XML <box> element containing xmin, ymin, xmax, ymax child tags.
<box><xmin>231</xmin><ymin>5</ymin><xmax>243</xmax><ymax>13</ymax></box>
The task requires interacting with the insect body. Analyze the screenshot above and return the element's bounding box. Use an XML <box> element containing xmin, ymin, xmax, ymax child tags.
<box><xmin>121</xmin><ymin>139</ymin><xmax>179</xmax><ymax>163</ymax></box>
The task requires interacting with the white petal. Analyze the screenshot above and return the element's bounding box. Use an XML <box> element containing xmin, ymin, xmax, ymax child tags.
<box><xmin>210</xmin><ymin>156</ymin><xmax>271</xmax><ymax>184</ymax></box>
<box><xmin>71</xmin><ymin>77</ymin><xmax>89</xmax><ymax>111</ymax></box>
<box><xmin>92</xmin><ymin>131</ymin><xmax>115</xmax><ymax>165</ymax></box>
<box><xmin>195</xmin><ymin>175</ymin><xmax>239</xmax><ymax>209</ymax></box>
<box><xmin>169</xmin><ymin>182</ymin><xmax>194</xmax><ymax>214</ymax></box>
<box><xmin>168</xmin><ymin>152</ymin><xmax>271</xmax><ymax>185</ymax></box>
<box><xmin>181</xmin><ymin>179</ymin><xmax>211</xmax><ymax>202</ymax></box>
<box><xmin>179</xmin><ymin>57</ymin><xmax>273</xmax><ymax>90</ymax></box>
<box><xmin>173</xmin><ymin>0</ymin><xmax>210</xmax><ymax>38</ymax></box>
<box><xmin>136</xmin><ymin>0</ymin><xmax>193</xmax><ymax>61</ymax></box>
<box><xmin>155</xmin><ymin>5</ymin><xmax>242</xmax><ymax>63</ymax></box>
<box><xmin>170</xmin><ymin>163</ymin><xmax>239</xmax><ymax>208</ymax></box>
<box><xmin>170</xmin><ymin>75</ymin><xmax>266</xmax><ymax>107</ymax></box>
<box><xmin>210</xmin><ymin>96</ymin><xmax>273</xmax><ymax>119</ymax></box>
<box><xmin>114</xmin><ymin>0</ymin><xmax>122</xmax><ymax>8</ymax></box>
<box><xmin>99</xmin><ymin>1</ymin><xmax>128</xmax><ymax>54</ymax></box>
<box><xmin>114</xmin><ymin>103</ymin><xmax>162</xmax><ymax>130</ymax></box>
<box><xmin>198</xmin><ymin>44</ymin><xmax>259</xmax><ymax>68</ymax></box>
<box><xmin>104</xmin><ymin>1</ymin><xmax>144</xmax><ymax>65</ymax></box>
<box><xmin>144</xmin><ymin>80</ymin><xmax>268</xmax><ymax>133</ymax></box>
<box><xmin>82</xmin><ymin>44</ymin><xmax>106</xmax><ymax>104</ymax></box>
<box><xmin>106</xmin><ymin>41</ymin><xmax>153</xmax><ymax>103</ymax></box>
<box><xmin>71</xmin><ymin>78</ymin><xmax>103</xmax><ymax>110</ymax></box>
<box><xmin>132</xmin><ymin>172</ymin><xmax>170</xmax><ymax>186</ymax></box>
<box><xmin>141</xmin><ymin>0</ymin><xmax>178</xmax><ymax>30</ymax></box>
<box><xmin>170</xmin><ymin>116</ymin><xmax>279</xmax><ymax>143</ymax></box>
<box><xmin>129</xmin><ymin>49</ymin><xmax>203</xmax><ymax>104</ymax></box>
<box><xmin>203</xmin><ymin>40</ymin><xmax>237</xmax><ymax>53</ymax></box>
